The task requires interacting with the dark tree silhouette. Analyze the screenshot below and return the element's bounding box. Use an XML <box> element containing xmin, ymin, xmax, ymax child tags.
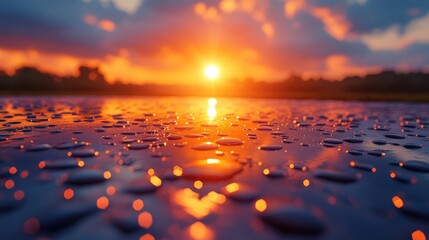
<box><xmin>0</xmin><ymin>65</ymin><xmax>428</xmax><ymax>101</ymax></box>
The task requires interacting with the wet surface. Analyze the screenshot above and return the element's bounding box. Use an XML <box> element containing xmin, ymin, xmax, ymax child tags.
<box><xmin>0</xmin><ymin>96</ymin><xmax>428</xmax><ymax>239</ymax></box>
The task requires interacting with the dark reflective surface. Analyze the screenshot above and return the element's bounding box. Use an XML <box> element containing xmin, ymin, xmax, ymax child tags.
<box><xmin>0</xmin><ymin>96</ymin><xmax>428</xmax><ymax>239</ymax></box>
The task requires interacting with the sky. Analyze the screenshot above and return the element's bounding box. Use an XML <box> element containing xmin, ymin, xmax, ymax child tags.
<box><xmin>0</xmin><ymin>0</ymin><xmax>429</xmax><ymax>84</ymax></box>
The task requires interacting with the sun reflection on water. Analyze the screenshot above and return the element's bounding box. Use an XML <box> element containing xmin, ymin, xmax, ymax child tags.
<box><xmin>206</xmin><ymin>158</ymin><xmax>220</xmax><ymax>164</ymax></box>
<box><xmin>207</xmin><ymin>97</ymin><xmax>217</xmax><ymax>120</ymax></box>
<box><xmin>188</xmin><ymin>221</ymin><xmax>215</xmax><ymax>240</ymax></box>
<box><xmin>173</xmin><ymin>188</ymin><xmax>225</xmax><ymax>219</ymax></box>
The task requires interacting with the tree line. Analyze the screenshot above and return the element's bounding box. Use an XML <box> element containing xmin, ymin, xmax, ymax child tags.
<box><xmin>1</xmin><ymin>65</ymin><xmax>428</xmax><ymax>101</ymax></box>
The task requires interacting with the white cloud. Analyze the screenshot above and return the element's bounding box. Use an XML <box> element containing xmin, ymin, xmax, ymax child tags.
<box><xmin>110</xmin><ymin>0</ymin><xmax>142</xmax><ymax>15</ymax></box>
<box><xmin>360</xmin><ymin>12</ymin><xmax>429</xmax><ymax>51</ymax></box>
<box><xmin>84</xmin><ymin>0</ymin><xmax>143</xmax><ymax>15</ymax></box>
<box><xmin>347</xmin><ymin>0</ymin><xmax>367</xmax><ymax>5</ymax></box>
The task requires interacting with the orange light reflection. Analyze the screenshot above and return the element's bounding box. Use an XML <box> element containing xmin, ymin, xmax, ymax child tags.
<box><xmin>173</xmin><ymin>166</ymin><xmax>183</xmax><ymax>176</ymax></box>
<box><xmin>255</xmin><ymin>199</ymin><xmax>267</xmax><ymax>212</ymax></box>
<box><xmin>138</xmin><ymin>211</ymin><xmax>153</xmax><ymax>229</ymax></box>
<box><xmin>133</xmin><ymin>199</ymin><xmax>144</xmax><ymax>211</ymax></box>
<box><xmin>173</xmin><ymin>188</ymin><xmax>225</xmax><ymax>219</ymax></box>
<box><xmin>225</xmin><ymin>183</ymin><xmax>239</xmax><ymax>193</ymax></box>
<box><xmin>96</xmin><ymin>196</ymin><xmax>109</xmax><ymax>210</ymax></box>
<box><xmin>150</xmin><ymin>175</ymin><xmax>162</xmax><ymax>187</ymax></box>
<box><xmin>303</xmin><ymin>179</ymin><xmax>310</xmax><ymax>187</ymax></box>
<box><xmin>64</xmin><ymin>188</ymin><xmax>74</xmax><ymax>200</ymax></box>
<box><xmin>188</xmin><ymin>221</ymin><xmax>215</xmax><ymax>240</ymax></box>
<box><xmin>206</xmin><ymin>158</ymin><xmax>220</xmax><ymax>164</ymax></box>
<box><xmin>106</xmin><ymin>186</ymin><xmax>117</xmax><ymax>196</ymax></box>
<box><xmin>194</xmin><ymin>180</ymin><xmax>203</xmax><ymax>189</ymax></box>
<box><xmin>412</xmin><ymin>230</ymin><xmax>427</xmax><ymax>240</ymax></box>
<box><xmin>392</xmin><ymin>196</ymin><xmax>404</xmax><ymax>208</ymax></box>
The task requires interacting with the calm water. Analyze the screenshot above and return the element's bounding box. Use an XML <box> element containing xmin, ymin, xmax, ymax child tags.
<box><xmin>0</xmin><ymin>96</ymin><xmax>428</xmax><ymax>240</ymax></box>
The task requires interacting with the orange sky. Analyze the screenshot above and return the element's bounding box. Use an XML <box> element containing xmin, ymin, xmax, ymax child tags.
<box><xmin>0</xmin><ymin>0</ymin><xmax>428</xmax><ymax>84</ymax></box>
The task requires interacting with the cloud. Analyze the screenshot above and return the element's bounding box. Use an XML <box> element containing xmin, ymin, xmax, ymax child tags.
<box><xmin>261</xmin><ymin>22</ymin><xmax>274</xmax><ymax>38</ymax></box>
<box><xmin>284</xmin><ymin>0</ymin><xmax>305</xmax><ymax>18</ymax></box>
<box><xmin>360</xmin><ymin>25</ymin><xmax>406</xmax><ymax>51</ymax></box>
<box><xmin>87</xmin><ymin>0</ymin><xmax>143</xmax><ymax>15</ymax></box>
<box><xmin>311</xmin><ymin>7</ymin><xmax>352</xmax><ymax>41</ymax></box>
<box><xmin>98</xmin><ymin>19</ymin><xmax>116</xmax><ymax>32</ymax></box>
<box><xmin>109</xmin><ymin>0</ymin><xmax>143</xmax><ymax>15</ymax></box>
<box><xmin>220</xmin><ymin>0</ymin><xmax>237</xmax><ymax>13</ymax></box>
<box><xmin>361</xmin><ymin>12</ymin><xmax>429</xmax><ymax>51</ymax></box>
<box><xmin>347</xmin><ymin>0</ymin><xmax>367</xmax><ymax>6</ymax></box>
<box><xmin>84</xmin><ymin>15</ymin><xmax>116</xmax><ymax>32</ymax></box>
<box><xmin>193</xmin><ymin>2</ymin><xmax>220</xmax><ymax>22</ymax></box>
<box><xmin>324</xmin><ymin>54</ymin><xmax>378</xmax><ymax>79</ymax></box>
<box><xmin>282</xmin><ymin>1</ymin><xmax>352</xmax><ymax>41</ymax></box>
<box><xmin>193</xmin><ymin>0</ymin><xmax>273</xmax><ymax>38</ymax></box>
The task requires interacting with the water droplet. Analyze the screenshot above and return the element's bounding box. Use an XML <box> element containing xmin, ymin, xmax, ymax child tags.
<box><xmin>263</xmin><ymin>167</ymin><xmax>287</xmax><ymax>178</ymax></box>
<box><xmin>343</xmin><ymin>138</ymin><xmax>363</xmax><ymax>144</ymax></box>
<box><xmin>182</xmin><ymin>159</ymin><xmax>242</xmax><ymax>181</ymax></box>
<box><xmin>44</xmin><ymin>159</ymin><xmax>80</xmax><ymax>170</ymax></box>
<box><xmin>121</xmin><ymin>131</ymin><xmax>137</xmax><ymax>136</ymax></box>
<box><xmin>141</xmin><ymin>137</ymin><xmax>159</xmax><ymax>142</ymax></box>
<box><xmin>260</xmin><ymin>206</ymin><xmax>324</xmax><ymax>234</ymax></box>
<box><xmin>389</xmin><ymin>171</ymin><xmax>417</xmax><ymax>184</ymax></box>
<box><xmin>191</xmin><ymin>142</ymin><xmax>219</xmax><ymax>151</ymax></box>
<box><xmin>128</xmin><ymin>143</ymin><xmax>150</xmax><ymax>150</ymax></box>
<box><xmin>259</xmin><ymin>145</ymin><xmax>283</xmax><ymax>151</ymax></box>
<box><xmin>175</xmin><ymin>125</ymin><xmax>194</xmax><ymax>130</ymax></box>
<box><xmin>38</xmin><ymin>203</ymin><xmax>96</xmax><ymax>231</ymax></box>
<box><xmin>200</xmin><ymin>123</ymin><xmax>218</xmax><ymax>128</ymax></box>
<box><xmin>322</xmin><ymin>138</ymin><xmax>343</xmax><ymax>145</ymax></box>
<box><xmin>223</xmin><ymin>183</ymin><xmax>260</xmax><ymax>201</ymax></box>
<box><xmin>69</xmin><ymin>149</ymin><xmax>98</xmax><ymax>158</ymax></box>
<box><xmin>167</xmin><ymin>135</ymin><xmax>182</xmax><ymax>140</ymax></box>
<box><xmin>349</xmin><ymin>161</ymin><xmax>376</xmax><ymax>172</ymax></box>
<box><xmin>402</xmin><ymin>143</ymin><xmax>423</xmax><ymax>149</ymax></box>
<box><xmin>314</xmin><ymin>169</ymin><xmax>357</xmax><ymax>183</ymax></box>
<box><xmin>215</xmin><ymin>137</ymin><xmax>244</xmax><ymax>146</ymax></box>
<box><xmin>256</xmin><ymin>126</ymin><xmax>272</xmax><ymax>131</ymax></box>
<box><xmin>403</xmin><ymin>160</ymin><xmax>429</xmax><ymax>172</ymax></box>
<box><xmin>372</xmin><ymin>139</ymin><xmax>387</xmax><ymax>145</ymax></box>
<box><xmin>346</xmin><ymin>149</ymin><xmax>364</xmax><ymax>155</ymax></box>
<box><xmin>110</xmin><ymin>211</ymin><xmax>141</xmax><ymax>232</ymax></box>
<box><xmin>27</xmin><ymin>144</ymin><xmax>52</xmax><ymax>152</ymax></box>
<box><xmin>0</xmin><ymin>198</ymin><xmax>21</xmax><ymax>212</ymax></box>
<box><xmin>398</xmin><ymin>199</ymin><xmax>429</xmax><ymax>220</ymax></box>
<box><xmin>368</xmin><ymin>149</ymin><xmax>387</xmax><ymax>157</ymax></box>
<box><xmin>56</xmin><ymin>142</ymin><xmax>87</xmax><ymax>150</ymax></box>
<box><xmin>65</xmin><ymin>170</ymin><xmax>107</xmax><ymax>185</ymax></box>
<box><xmin>124</xmin><ymin>177</ymin><xmax>161</xmax><ymax>194</ymax></box>
<box><xmin>184</xmin><ymin>134</ymin><xmax>204</xmax><ymax>138</ymax></box>
<box><xmin>384</xmin><ymin>134</ymin><xmax>406</xmax><ymax>139</ymax></box>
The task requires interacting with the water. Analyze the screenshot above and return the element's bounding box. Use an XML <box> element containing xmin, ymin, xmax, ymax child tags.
<box><xmin>0</xmin><ymin>96</ymin><xmax>428</xmax><ymax>239</ymax></box>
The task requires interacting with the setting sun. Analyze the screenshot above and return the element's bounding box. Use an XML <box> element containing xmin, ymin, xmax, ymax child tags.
<box><xmin>205</xmin><ymin>65</ymin><xmax>219</xmax><ymax>80</ymax></box>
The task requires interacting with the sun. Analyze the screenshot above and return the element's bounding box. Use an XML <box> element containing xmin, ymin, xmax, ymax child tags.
<box><xmin>204</xmin><ymin>64</ymin><xmax>219</xmax><ymax>80</ymax></box>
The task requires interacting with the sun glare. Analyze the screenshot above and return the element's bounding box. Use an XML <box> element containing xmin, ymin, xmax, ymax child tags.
<box><xmin>205</xmin><ymin>65</ymin><xmax>219</xmax><ymax>80</ymax></box>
